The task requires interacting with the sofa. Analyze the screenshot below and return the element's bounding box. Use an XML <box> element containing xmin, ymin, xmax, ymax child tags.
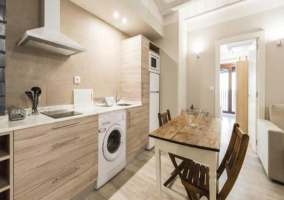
<box><xmin>258</xmin><ymin>104</ymin><xmax>284</xmax><ymax>183</ymax></box>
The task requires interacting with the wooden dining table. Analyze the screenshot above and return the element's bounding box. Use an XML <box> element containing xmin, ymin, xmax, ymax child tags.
<box><xmin>149</xmin><ymin>115</ymin><xmax>221</xmax><ymax>200</ymax></box>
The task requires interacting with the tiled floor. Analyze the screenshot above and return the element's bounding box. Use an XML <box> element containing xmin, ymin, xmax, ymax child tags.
<box><xmin>85</xmin><ymin>116</ymin><xmax>284</xmax><ymax>200</ymax></box>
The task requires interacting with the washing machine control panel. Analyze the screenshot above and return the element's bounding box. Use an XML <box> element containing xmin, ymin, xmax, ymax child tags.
<box><xmin>115</xmin><ymin>112</ymin><xmax>125</xmax><ymax>122</ymax></box>
<box><xmin>99</xmin><ymin>115</ymin><xmax>112</xmax><ymax>127</ymax></box>
<box><xmin>99</xmin><ymin>110</ymin><xmax>126</xmax><ymax>128</ymax></box>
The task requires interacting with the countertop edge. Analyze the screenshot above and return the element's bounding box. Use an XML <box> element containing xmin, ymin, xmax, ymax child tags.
<box><xmin>0</xmin><ymin>103</ymin><xmax>142</xmax><ymax>134</ymax></box>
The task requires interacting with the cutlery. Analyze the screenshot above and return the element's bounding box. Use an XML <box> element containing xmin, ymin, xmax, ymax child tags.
<box><xmin>25</xmin><ymin>91</ymin><xmax>34</xmax><ymax>101</ymax></box>
<box><xmin>26</xmin><ymin>87</ymin><xmax>42</xmax><ymax>115</ymax></box>
<box><xmin>31</xmin><ymin>87</ymin><xmax>41</xmax><ymax>100</ymax></box>
<box><xmin>35</xmin><ymin>88</ymin><xmax>42</xmax><ymax>108</ymax></box>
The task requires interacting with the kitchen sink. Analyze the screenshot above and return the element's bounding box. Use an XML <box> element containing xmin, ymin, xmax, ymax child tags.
<box><xmin>116</xmin><ymin>103</ymin><xmax>133</xmax><ymax>106</ymax></box>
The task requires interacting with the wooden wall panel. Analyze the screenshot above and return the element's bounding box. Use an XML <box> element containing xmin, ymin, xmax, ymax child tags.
<box><xmin>122</xmin><ymin>36</ymin><xmax>150</xmax><ymax>162</ymax></box>
<box><xmin>121</xmin><ymin>36</ymin><xmax>142</xmax><ymax>101</ymax></box>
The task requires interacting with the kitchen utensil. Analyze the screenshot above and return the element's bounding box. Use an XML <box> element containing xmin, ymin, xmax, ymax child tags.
<box><xmin>25</xmin><ymin>91</ymin><xmax>34</xmax><ymax>101</ymax></box>
<box><xmin>31</xmin><ymin>87</ymin><xmax>41</xmax><ymax>100</ymax></box>
<box><xmin>26</xmin><ymin>87</ymin><xmax>41</xmax><ymax>115</ymax></box>
<box><xmin>35</xmin><ymin>88</ymin><xmax>42</xmax><ymax>108</ymax></box>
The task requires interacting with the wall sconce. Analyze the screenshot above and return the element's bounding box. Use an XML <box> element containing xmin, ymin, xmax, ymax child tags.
<box><xmin>277</xmin><ymin>39</ymin><xmax>283</xmax><ymax>46</ymax></box>
<box><xmin>192</xmin><ymin>42</ymin><xmax>204</xmax><ymax>59</ymax></box>
<box><xmin>196</xmin><ymin>52</ymin><xmax>200</xmax><ymax>58</ymax></box>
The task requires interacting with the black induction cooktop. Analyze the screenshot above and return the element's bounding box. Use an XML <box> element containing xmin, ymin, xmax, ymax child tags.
<box><xmin>41</xmin><ymin>109</ymin><xmax>83</xmax><ymax>119</ymax></box>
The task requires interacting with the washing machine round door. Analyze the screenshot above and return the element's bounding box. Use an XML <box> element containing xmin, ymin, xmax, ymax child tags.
<box><xmin>103</xmin><ymin>124</ymin><xmax>124</xmax><ymax>162</ymax></box>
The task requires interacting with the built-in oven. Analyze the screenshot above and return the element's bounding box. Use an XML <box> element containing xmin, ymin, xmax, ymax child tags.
<box><xmin>149</xmin><ymin>51</ymin><xmax>160</xmax><ymax>73</ymax></box>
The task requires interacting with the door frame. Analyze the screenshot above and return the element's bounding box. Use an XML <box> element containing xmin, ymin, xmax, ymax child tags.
<box><xmin>215</xmin><ymin>31</ymin><xmax>265</xmax><ymax>153</ymax></box>
<box><xmin>215</xmin><ymin>30</ymin><xmax>265</xmax><ymax>120</ymax></box>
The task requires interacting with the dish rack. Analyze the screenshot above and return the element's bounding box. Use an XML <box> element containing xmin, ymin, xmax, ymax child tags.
<box><xmin>8</xmin><ymin>107</ymin><xmax>26</xmax><ymax>121</ymax></box>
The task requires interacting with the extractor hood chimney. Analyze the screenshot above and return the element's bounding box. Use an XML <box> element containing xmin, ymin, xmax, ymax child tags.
<box><xmin>17</xmin><ymin>0</ymin><xmax>86</xmax><ymax>56</ymax></box>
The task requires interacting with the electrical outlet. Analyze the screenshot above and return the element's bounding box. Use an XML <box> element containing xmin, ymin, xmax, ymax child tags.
<box><xmin>74</xmin><ymin>76</ymin><xmax>81</xmax><ymax>84</ymax></box>
<box><xmin>210</xmin><ymin>86</ymin><xmax>214</xmax><ymax>91</ymax></box>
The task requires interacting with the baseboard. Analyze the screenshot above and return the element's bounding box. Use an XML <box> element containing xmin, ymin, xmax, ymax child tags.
<box><xmin>71</xmin><ymin>182</ymin><xmax>96</xmax><ymax>200</ymax></box>
<box><xmin>126</xmin><ymin>145</ymin><xmax>147</xmax><ymax>165</ymax></box>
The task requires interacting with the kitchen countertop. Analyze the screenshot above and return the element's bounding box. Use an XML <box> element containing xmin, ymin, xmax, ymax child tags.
<box><xmin>0</xmin><ymin>101</ymin><xmax>141</xmax><ymax>134</ymax></box>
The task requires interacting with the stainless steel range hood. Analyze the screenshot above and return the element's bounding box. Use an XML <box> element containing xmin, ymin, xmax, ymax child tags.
<box><xmin>17</xmin><ymin>0</ymin><xmax>86</xmax><ymax>56</ymax></box>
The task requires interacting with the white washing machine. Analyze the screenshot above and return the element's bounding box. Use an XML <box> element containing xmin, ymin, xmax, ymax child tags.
<box><xmin>95</xmin><ymin>110</ymin><xmax>126</xmax><ymax>189</ymax></box>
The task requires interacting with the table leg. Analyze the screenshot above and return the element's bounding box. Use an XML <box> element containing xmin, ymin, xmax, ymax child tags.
<box><xmin>217</xmin><ymin>152</ymin><xmax>219</xmax><ymax>193</ymax></box>
<box><xmin>155</xmin><ymin>146</ymin><xmax>162</xmax><ymax>199</ymax></box>
<box><xmin>209</xmin><ymin>152</ymin><xmax>218</xmax><ymax>200</ymax></box>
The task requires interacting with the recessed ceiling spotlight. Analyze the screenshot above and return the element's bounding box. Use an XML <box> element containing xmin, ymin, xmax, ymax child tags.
<box><xmin>122</xmin><ymin>17</ymin><xmax>127</xmax><ymax>24</ymax></box>
<box><xmin>114</xmin><ymin>11</ymin><xmax>119</xmax><ymax>18</ymax></box>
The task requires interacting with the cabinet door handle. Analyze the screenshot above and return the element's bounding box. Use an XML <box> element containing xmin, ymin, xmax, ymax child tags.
<box><xmin>53</xmin><ymin>122</ymin><xmax>81</xmax><ymax>129</ymax></box>
<box><xmin>142</xmin><ymin>83</ymin><xmax>144</xmax><ymax>97</ymax></box>
<box><xmin>53</xmin><ymin>137</ymin><xmax>80</xmax><ymax>149</ymax></box>
<box><xmin>52</xmin><ymin>167</ymin><xmax>80</xmax><ymax>183</ymax></box>
<box><xmin>128</xmin><ymin>111</ymin><xmax>130</xmax><ymax>128</ymax></box>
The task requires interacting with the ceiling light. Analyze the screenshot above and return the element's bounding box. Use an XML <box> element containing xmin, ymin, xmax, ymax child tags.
<box><xmin>113</xmin><ymin>11</ymin><xmax>119</xmax><ymax>18</ymax></box>
<box><xmin>122</xmin><ymin>17</ymin><xmax>127</xmax><ymax>24</ymax></box>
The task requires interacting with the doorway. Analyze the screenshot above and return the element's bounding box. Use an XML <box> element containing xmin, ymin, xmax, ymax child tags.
<box><xmin>220</xmin><ymin>63</ymin><xmax>236</xmax><ymax>116</ymax></box>
<box><xmin>219</xmin><ymin>39</ymin><xmax>256</xmax><ymax>121</ymax></box>
<box><xmin>215</xmin><ymin>31</ymin><xmax>265</xmax><ymax>151</ymax></box>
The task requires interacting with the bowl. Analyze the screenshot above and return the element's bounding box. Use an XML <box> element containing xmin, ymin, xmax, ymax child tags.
<box><xmin>182</xmin><ymin>109</ymin><xmax>206</xmax><ymax>127</ymax></box>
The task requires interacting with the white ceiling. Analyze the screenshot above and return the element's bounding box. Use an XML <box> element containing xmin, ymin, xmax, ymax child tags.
<box><xmin>69</xmin><ymin>0</ymin><xmax>164</xmax><ymax>40</ymax></box>
<box><xmin>183</xmin><ymin>0</ymin><xmax>245</xmax><ymax>19</ymax></box>
<box><xmin>153</xmin><ymin>0</ymin><xmax>247</xmax><ymax>17</ymax></box>
<box><xmin>186</xmin><ymin>0</ymin><xmax>284</xmax><ymax>32</ymax></box>
<box><xmin>220</xmin><ymin>39</ymin><xmax>255</xmax><ymax>63</ymax></box>
<box><xmin>153</xmin><ymin>0</ymin><xmax>193</xmax><ymax>15</ymax></box>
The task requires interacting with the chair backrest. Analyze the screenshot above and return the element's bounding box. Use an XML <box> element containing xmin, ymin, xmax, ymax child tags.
<box><xmin>217</xmin><ymin>123</ymin><xmax>249</xmax><ymax>200</ymax></box>
<box><xmin>158</xmin><ymin>109</ymin><xmax>171</xmax><ymax>127</ymax></box>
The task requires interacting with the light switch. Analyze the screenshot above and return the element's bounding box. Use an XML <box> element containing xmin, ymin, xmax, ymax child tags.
<box><xmin>74</xmin><ymin>76</ymin><xmax>81</xmax><ymax>84</ymax></box>
<box><xmin>210</xmin><ymin>86</ymin><xmax>214</xmax><ymax>91</ymax></box>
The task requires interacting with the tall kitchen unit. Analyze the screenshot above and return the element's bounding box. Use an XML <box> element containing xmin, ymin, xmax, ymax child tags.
<box><xmin>146</xmin><ymin>50</ymin><xmax>160</xmax><ymax>150</ymax></box>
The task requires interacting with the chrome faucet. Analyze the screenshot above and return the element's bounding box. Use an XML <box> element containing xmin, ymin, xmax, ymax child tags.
<box><xmin>115</xmin><ymin>86</ymin><xmax>122</xmax><ymax>103</ymax></box>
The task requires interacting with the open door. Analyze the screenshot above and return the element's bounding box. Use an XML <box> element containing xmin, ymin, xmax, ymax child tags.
<box><xmin>236</xmin><ymin>60</ymin><xmax>249</xmax><ymax>134</ymax></box>
<box><xmin>248</xmin><ymin>40</ymin><xmax>258</xmax><ymax>152</ymax></box>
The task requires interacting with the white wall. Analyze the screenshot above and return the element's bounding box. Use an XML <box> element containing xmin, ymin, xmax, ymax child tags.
<box><xmin>154</xmin><ymin>10</ymin><xmax>188</xmax><ymax>118</ymax></box>
<box><xmin>178</xmin><ymin>9</ymin><xmax>187</xmax><ymax>112</ymax></box>
<box><xmin>154</xmin><ymin>12</ymin><xmax>179</xmax><ymax>118</ymax></box>
<box><xmin>187</xmin><ymin>6</ymin><xmax>284</xmax><ymax>118</ymax></box>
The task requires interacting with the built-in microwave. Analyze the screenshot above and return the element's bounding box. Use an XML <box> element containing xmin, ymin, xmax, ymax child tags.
<box><xmin>149</xmin><ymin>51</ymin><xmax>160</xmax><ymax>74</ymax></box>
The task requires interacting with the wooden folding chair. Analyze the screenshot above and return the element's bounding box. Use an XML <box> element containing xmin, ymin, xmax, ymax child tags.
<box><xmin>169</xmin><ymin>123</ymin><xmax>249</xmax><ymax>199</ymax></box>
<box><xmin>158</xmin><ymin>110</ymin><xmax>189</xmax><ymax>187</ymax></box>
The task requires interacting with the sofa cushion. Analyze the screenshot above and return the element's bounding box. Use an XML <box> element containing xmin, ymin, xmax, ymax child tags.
<box><xmin>269</xmin><ymin>104</ymin><xmax>284</xmax><ymax>131</ymax></box>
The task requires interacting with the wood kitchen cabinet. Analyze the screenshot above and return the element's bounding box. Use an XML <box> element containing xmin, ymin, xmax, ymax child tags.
<box><xmin>13</xmin><ymin>115</ymin><xmax>98</xmax><ymax>200</ymax></box>
<box><xmin>121</xmin><ymin>35</ymin><xmax>150</xmax><ymax>162</ymax></box>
